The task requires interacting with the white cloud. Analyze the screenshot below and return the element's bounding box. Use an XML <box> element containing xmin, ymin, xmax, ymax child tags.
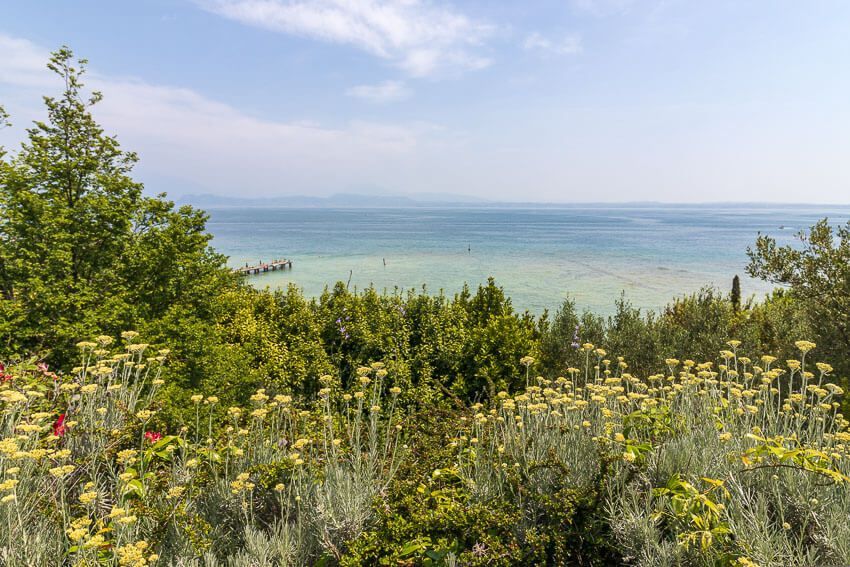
<box><xmin>197</xmin><ymin>0</ymin><xmax>494</xmax><ymax>77</ymax></box>
<box><xmin>346</xmin><ymin>80</ymin><xmax>410</xmax><ymax>103</ymax></box>
<box><xmin>0</xmin><ymin>35</ymin><xmax>58</xmax><ymax>89</ymax></box>
<box><xmin>0</xmin><ymin>34</ymin><xmax>440</xmax><ymax>196</ymax></box>
<box><xmin>523</xmin><ymin>32</ymin><xmax>582</xmax><ymax>56</ymax></box>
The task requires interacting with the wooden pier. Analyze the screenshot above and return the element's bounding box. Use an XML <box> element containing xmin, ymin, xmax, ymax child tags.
<box><xmin>236</xmin><ymin>259</ymin><xmax>292</xmax><ymax>276</ymax></box>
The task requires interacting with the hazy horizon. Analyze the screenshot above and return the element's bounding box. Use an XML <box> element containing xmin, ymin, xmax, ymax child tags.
<box><xmin>179</xmin><ymin>192</ymin><xmax>850</xmax><ymax>208</ymax></box>
<box><xmin>2</xmin><ymin>1</ymin><xmax>850</xmax><ymax>204</ymax></box>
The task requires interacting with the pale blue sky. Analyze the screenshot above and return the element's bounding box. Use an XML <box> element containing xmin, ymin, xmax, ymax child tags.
<box><xmin>1</xmin><ymin>1</ymin><xmax>849</xmax><ymax>202</ymax></box>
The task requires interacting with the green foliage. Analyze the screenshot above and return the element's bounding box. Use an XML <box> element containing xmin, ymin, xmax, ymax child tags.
<box><xmin>0</xmin><ymin>47</ymin><xmax>235</xmax><ymax>367</ymax></box>
<box><xmin>537</xmin><ymin>285</ymin><xmax>815</xmax><ymax>383</ymax></box>
<box><xmin>748</xmin><ymin>219</ymin><xmax>850</xmax><ymax>383</ymax></box>
<box><xmin>731</xmin><ymin>275</ymin><xmax>742</xmax><ymax>311</ymax></box>
<box><xmin>149</xmin><ymin>278</ymin><xmax>540</xmax><ymax>422</ymax></box>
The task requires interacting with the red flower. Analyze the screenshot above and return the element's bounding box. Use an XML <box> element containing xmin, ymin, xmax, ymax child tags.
<box><xmin>53</xmin><ymin>414</ymin><xmax>67</xmax><ymax>437</ymax></box>
<box><xmin>144</xmin><ymin>431</ymin><xmax>163</xmax><ymax>443</ymax></box>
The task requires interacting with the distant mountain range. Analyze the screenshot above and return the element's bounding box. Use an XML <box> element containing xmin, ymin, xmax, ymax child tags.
<box><xmin>175</xmin><ymin>193</ymin><xmax>847</xmax><ymax>210</ymax></box>
<box><xmin>177</xmin><ymin>192</ymin><xmax>490</xmax><ymax>208</ymax></box>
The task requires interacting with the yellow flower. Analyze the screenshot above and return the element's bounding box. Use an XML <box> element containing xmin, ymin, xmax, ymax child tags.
<box><xmin>191</xmin><ymin>394</ymin><xmax>204</xmax><ymax>404</ymax></box>
<box><xmin>816</xmin><ymin>362</ymin><xmax>833</xmax><ymax>374</ymax></box>
<box><xmin>167</xmin><ymin>486</ymin><xmax>185</xmax><ymax>499</ymax></box>
<box><xmin>117</xmin><ymin>449</ymin><xmax>138</xmax><ymax>464</ymax></box>
<box><xmin>79</xmin><ymin>491</ymin><xmax>98</xmax><ymax>505</ymax></box>
<box><xmin>795</xmin><ymin>340</ymin><xmax>816</xmax><ymax>353</ymax></box>
<box><xmin>49</xmin><ymin>465</ymin><xmax>75</xmax><ymax>478</ymax></box>
<box><xmin>116</xmin><ymin>541</ymin><xmax>151</xmax><ymax>567</ymax></box>
<box><xmin>250</xmin><ymin>389</ymin><xmax>269</xmax><ymax>403</ymax></box>
<box><xmin>109</xmin><ymin>506</ymin><xmax>127</xmax><ymax>518</ymax></box>
<box><xmin>230</xmin><ymin>472</ymin><xmax>255</xmax><ymax>494</ymax></box>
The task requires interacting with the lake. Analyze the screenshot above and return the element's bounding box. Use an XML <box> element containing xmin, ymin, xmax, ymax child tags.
<box><xmin>206</xmin><ymin>205</ymin><xmax>850</xmax><ymax>314</ymax></box>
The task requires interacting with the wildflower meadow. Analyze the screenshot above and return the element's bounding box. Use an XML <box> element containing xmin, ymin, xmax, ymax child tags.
<box><xmin>1</xmin><ymin>333</ymin><xmax>848</xmax><ymax>566</ymax></box>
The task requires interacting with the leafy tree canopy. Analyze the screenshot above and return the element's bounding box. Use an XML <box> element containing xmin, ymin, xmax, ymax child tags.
<box><xmin>748</xmin><ymin>219</ymin><xmax>850</xmax><ymax>376</ymax></box>
<box><xmin>0</xmin><ymin>47</ymin><xmax>235</xmax><ymax>365</ymax></box>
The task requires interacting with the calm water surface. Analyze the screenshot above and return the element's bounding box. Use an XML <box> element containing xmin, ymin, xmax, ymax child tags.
<box><xmin>206</xmin><ymin>206</ymin><xmax>850</xmax><ymax>315</ymax></box>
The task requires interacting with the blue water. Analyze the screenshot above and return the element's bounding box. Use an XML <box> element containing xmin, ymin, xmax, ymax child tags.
<box><xmin>205</xmin><ymin>205</ymin><xmax>850</xmax><ymax>315</ymax></box>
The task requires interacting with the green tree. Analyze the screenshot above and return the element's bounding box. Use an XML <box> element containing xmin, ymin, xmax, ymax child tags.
<box><xmin>731</xmin><ymin>274</ymin><xmax>741</xmax><ymax>312</ymax></box>
<box><xmin>747</xmin><ymin>219</ymin><xmax>850</xmax><ymax>378</ymax></box>
<box><xmin>0</xmin><ymin>47</ymin><xmax>234</xmax><ymax>364</ymax></box>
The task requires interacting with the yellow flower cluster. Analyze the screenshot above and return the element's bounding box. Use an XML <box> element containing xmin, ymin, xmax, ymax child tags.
<box><xmin>230</xmin><ymin>472</ymin><xmax>255</xmax><ymax>494</ymax></box>
<box><xmin>116</xmin><ymin>541</ymin><xmax>157</xmax><ymax>567</ymax></box>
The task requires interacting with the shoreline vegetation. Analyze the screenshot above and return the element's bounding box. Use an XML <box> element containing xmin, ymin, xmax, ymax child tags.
<box><xmin>2</xmin><ymin>48</ymin><xmax>850</xmax><ymax>566</ymax></box>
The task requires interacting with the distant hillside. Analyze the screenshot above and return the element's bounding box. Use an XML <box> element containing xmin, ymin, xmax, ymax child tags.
<box><xmin>177</xmin><ymin>192</ymin><xmax>490</xmax><ymax>208</ymax></box>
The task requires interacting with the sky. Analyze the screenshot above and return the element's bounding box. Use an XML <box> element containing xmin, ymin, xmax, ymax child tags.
<box><xmin>1</xmin><ymin>0</ymin><xmax>849</xmax><ymax>203</ymax></box>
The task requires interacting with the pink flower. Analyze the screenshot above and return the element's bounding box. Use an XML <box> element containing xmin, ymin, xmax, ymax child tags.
<box><xmin>53</xmin><ymin>414</ymin><xmax>67</xmax><ymax>437</ymax></box>
<box><xmin>144</xmin><ymin>431</ymin><xmax>163</xmax><ymax>443</ymax></box>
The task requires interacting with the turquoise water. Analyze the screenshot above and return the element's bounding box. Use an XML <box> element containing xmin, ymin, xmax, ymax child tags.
<box><xmin>206</xmin><ymin>205</ymin><xmax>850</xmax><ymax>315</ymax></box>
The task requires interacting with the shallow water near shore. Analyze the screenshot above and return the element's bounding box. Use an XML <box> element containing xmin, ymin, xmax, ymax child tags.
<box><xmin>206</xmin><ymin>205</ymin><xmax>850</xmax><ymax>315</ymax></box>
